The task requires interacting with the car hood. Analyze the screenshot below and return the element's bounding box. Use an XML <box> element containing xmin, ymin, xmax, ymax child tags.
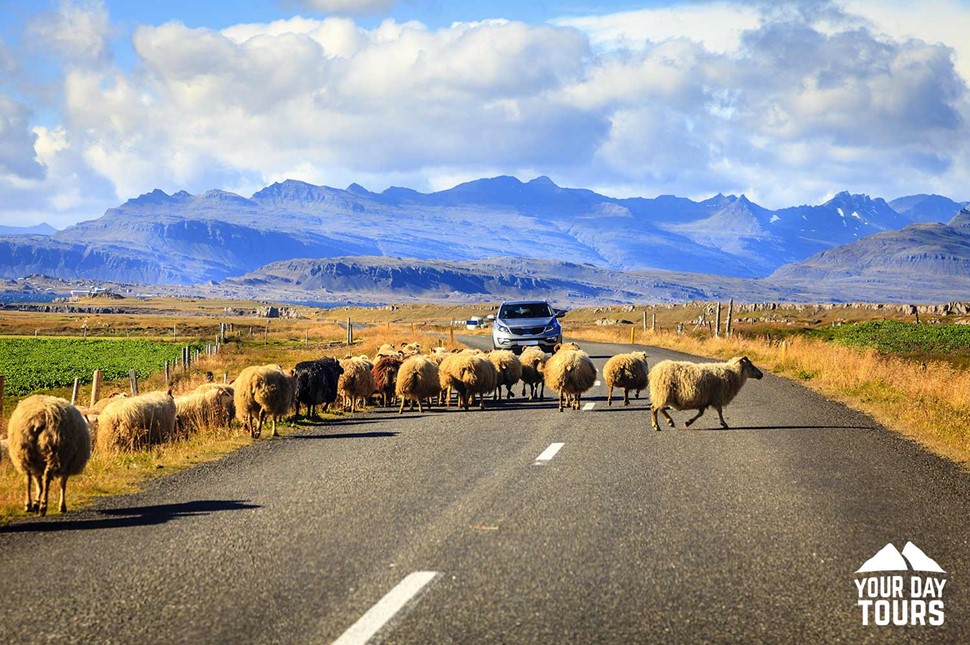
<box><xmin>499</xmin><ymin>317</ymin><xmax>555</xmax><ymax>328</ymax></box>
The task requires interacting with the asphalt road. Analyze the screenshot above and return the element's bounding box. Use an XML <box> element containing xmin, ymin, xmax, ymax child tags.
<box><xmin>1</xmin><ymin>337</ymin><xmax>968</xmax><ymax>644</ymax></box>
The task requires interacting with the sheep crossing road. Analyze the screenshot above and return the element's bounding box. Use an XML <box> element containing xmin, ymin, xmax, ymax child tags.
<box><xmin>1</xmin><ymin>338</ymin><xmax>969</xmax><ymax>643</ymax></box>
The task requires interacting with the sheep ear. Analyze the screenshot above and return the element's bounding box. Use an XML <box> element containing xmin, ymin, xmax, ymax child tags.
<box><xmin>166</xmin><ymin>387</ymin><xmax>173</xmax><ymax>397</ymax></box>
<box><xmin>553</xmin><ymin>343</ymin><xmax>562</xmax><ymax>353</ymax></box>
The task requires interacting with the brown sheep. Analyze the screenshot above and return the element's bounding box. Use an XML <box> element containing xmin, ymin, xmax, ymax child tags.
<box><xmin>234</xmin><ymin>365</ymin><xmax>294</xmax><ymax>438</ymax></box>
<box><xmin>372</xmin><ymin>356</ymin><xmax>404</xmax><ymax>407</ymax></box>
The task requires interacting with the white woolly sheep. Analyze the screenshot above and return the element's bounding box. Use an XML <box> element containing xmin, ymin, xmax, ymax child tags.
<box><xmin>488</xmin><ymin>350</ymin><xmax>522</xmax><ymax>400</ymax></box>
<box><xmin>604</xmin><ymin>351</ymin><xmax>649</xmax><ymax>407</ymax></box>
<box><xmin>234</xmin><ymin>365</ymin><xmax>295</xmax><ymax>438</ymax></box>
<box><xmin>338</xmin><ymin>356</ymin><xmax>377</xmax><ymax>413</ymax></box>
<box><xmin>649</xmin><ymin>356</ymin><xmax>764</xmax><ymax>431</ymax></box>
<box><xmin>519</xmin><ymin>346</ymin><xmax>547</xmax><ymax>400</ymax></box>
<box><xmin>376</xmin><ymin>343</ymin><xmax>401</xmax><ymax>359</ymax></box>
<box><xmin>544</xmin><ymin>343</ymin><xmax>597</xmax><ymax>412</ymax></box>
<box><xmin>438</xmin><ymin>352</ymin><xmax>494</xmax><ymax>410</ymax></box>
<box><xmin>396</xmin><ymin>355</ymin><xmax>440</xmax><ymax>413</ymax></box>
<box><xmin>6</xmin><ymin>395</ymin><xmax>91</xmax><ymax>516</ymax></box>
<box><xmin>175</xmin><ymin>385</ymin><xmax>235</xmax><ymax>435</ymax></box>
<box><xmin>400</xmin><ymin>341</ymin><xmax>422</xmax><ymax>357</ymax></box>
<box><xmin>98</xmin><ymin>390</ymin><xmax>178</xmax><ymax>451</ymax></box>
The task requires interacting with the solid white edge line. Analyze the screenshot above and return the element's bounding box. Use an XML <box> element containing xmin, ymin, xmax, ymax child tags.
<box><xmin>332</xmin><ymin>571</ymin><xmax>439</xmax><ymax>645</ymax></box>
<box><xmin>535</xmin><ymin>442</ymin><xmax>565</xmax><ymax>463</ymax></box>
<box><xmin>582</xmin><ymin>402</ymin><xmax>595</xmax><ymax>411</ymax></box>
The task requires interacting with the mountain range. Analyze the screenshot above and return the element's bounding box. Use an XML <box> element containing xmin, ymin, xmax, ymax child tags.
<box><xmin>0</xmin><ymin>176</ymin><xmax>967</xmax><ymax>304</ymax></box>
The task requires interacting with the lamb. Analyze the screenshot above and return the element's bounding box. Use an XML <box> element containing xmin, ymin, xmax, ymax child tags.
<box><xmin>372</xmin><ymin>356</ymin><xmax>404</xmax><ymax>407</ymax></box>
<box><xmin>6</xmin><ymin>395</ymin><xmax>91</xmax><ymax>516</ymax></box>
<box><xmin>175</xmin><ymin>385</ymin><xmax>235</xmax><ymax>435</ymax></box>
<box><xmin>544</xmin><ymin>343</ymin><xmax>597</xmax><ymax>412</ymax></box>
<box><xmin>487</xmin><ymin>350</ymin><xmax>522</xmax><ymax>400</ymax></box>
<box><xmin>649</xmin><ymin>356</ymin><xmax>764</xmax><ymax>431</ymax></box>
<box><xmin>338</xmin><ymin>356</ymin><xmax>377</xmax><ymax>412</ymax></box>
<box><xmin>96</xmin><ymin>390</ymin><xmax>178</xmax><ymax>451</ymax></box>
<box><xmin>519</xmin><ymin>346</ymin><xmax>547</xmax><ymax>400</ymax></box>
<box><xmin>293</xmin><ymin>358</ymin><xmax>343</xmax><ymax>417</ymax></box>
<box><xmin>604</xmin><ymin>351</ymin><xmax>650</xmax><ymax>406</ymax></box>
<box><xmin>233</xmin><ymin>365</ymin><xmax>295</xmax><ymax>438</ymax></box>
<box><xmin>396</xmin><ymin>355</ymin><xmax>441</xmax><ymax>413</ymax></box>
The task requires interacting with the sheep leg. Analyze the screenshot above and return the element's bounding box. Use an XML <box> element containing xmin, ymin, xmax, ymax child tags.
<box><xmin>684</xmin><ymin>407</ymin><xmax>706</xmax><ymax>427</ymax></box>
<box><xmin>39</xmin><ymin>467</ymin><xmax>53</xmax><ymax>517</ymax></box>
<box><xmin>59</xmin><ymin>475</ymin><xmax>69</xmax><ymax>513</ymax></box>
<box><xmin>558</xmin><ymin>391</ymin><xmax>564</xmax><ymax>412</ymax></box>
<box><xmin>506</xmin><ymin>385</ymin><xmax>514</xmax><ymax>399</ymax></box>
<box><xmin>24</xmin><ymin>473</ymin><xmax>38</xmax><ymax>513</ymax></box>
<box><xmin>255</xmin><ymin>410</ymin><xmax>265</xmax><ymax>439</ymax></box>
<box><xmin>417</xmin><ymin>398</ymin><xmax>424</xmax><ymax>413</ymax></box>
<box><xmin>651</xmin><ymin>406</ymin><xmax>660</xmax><ymax>431</ymax></box>
<box><xmin>624</xmin><ymin>389</ymin><xmax>631</xmax><ymax>406</ymax></box>
<box><xmin>399</xmin><ymin>397</ymin><xmax>406</xmax><ymax>414</ymax></box>
<box><xmin>521</xmin><ymin>383</ymin><xmax>527</xmax><ymax>397</ymax></box>
<box><xmin>607</xmin><ymin>386</ymin><xmax>613</xmax><ymax>406</ymax></box>
<box><xmin>574</xmin><ymin>393</ymin><xmax>581</xmax><ymax>410</ymax></box>
<box><xmin>716</xmin><ymin>406</ymin><xmax>729</xmax><ymax>429</ymax></box>
<box><xmin>271</xmin><ymin>417</ymin><xmax>278</xmax><ymax>438</ymax></box>
<box><xmin>540</xmin><ymin>382</ymin><xmax>544</xmax><ymax>400</ymax></box>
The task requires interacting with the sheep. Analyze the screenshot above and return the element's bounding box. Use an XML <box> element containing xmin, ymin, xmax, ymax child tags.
<box><xmin>293</xmin><ymin>358</ymin><xmax>343</xmax><ymax>417</ymax></box>
<box><xmin>604</xmin><ymin>351</ymin><xmax>650</xmax><ymax>406</ymax></box>
<box><xmin>469</xmin><ymin>356</ymin><xmax>498</xmax><ymax>409</ymax></box>
<box><xmin>487</xmin><ymin>350</ymin><xmax>522</xmax><ymax>400</ymax></box>
<box><xmin>438</xmin><ymin>352</ymin><xmax>494</xmax><ymax>410</ymax></box>
<box><xmin>6</xmin><ymin>395</ymin><xmax>91</xmax><ymax>516</ymax></box>
<box><xmin>400</xmin><ymin>341</ymin><xmax>421</xmax><ymax>356</ymax></box>
<box><xmin>396</xmin><ymin>355</ymin><xmax>441</xmax><ymax>413</ymax></box>
<box><xmin>376</xmin><ymin>343</ymin><xmax>401</xmax><ymax>359</ymax></box>
<box><xmin>519</xmin><ymin>346</ymin><xmax>547</xmax><ymax>400</ymax></box>
<box><xmin>338</xmin><ymin>356</ymin><xmax>376</xmax><ymax>413</ymax></box>
<box><xmin>175</xmin><ymin>385</ymin><xmax>235</xmax><ymax>435</ymax></box>
<box><xmin>544</xmin><ymin>343</ymin><xmax>597</xmax><ymax>412</ymax></box>
<box><xmin>372</xmin><ymin>356</ymin><xmax>404</xmax><ymax>407</ymax></box>
<box><xmin>92</xmin><ymin>389</ymin><xmax>176</xmax><ymax>451</ymax></box>
<box><xmin>649</xmin><ymin>356</ymin><xmax>764</xmax><ymax>431</ymax></box>
<box><xmin>234</xmin><ymin>365</ymin><xmax>295</xmax><ymax>438</ymax></box>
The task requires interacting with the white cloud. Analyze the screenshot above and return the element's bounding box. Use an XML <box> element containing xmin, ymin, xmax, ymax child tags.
<box><xmin>2</xmin><ymin>0</ymin><xmax>970</xmax><ymax>229</ymax></box>
<box><xmin>26</xmin><ymin>0</ymin><xmax>112</xmax><ymax>67</ymax></box>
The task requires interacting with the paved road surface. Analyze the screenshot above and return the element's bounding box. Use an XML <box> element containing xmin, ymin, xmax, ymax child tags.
<box><xmin>1</xmin><ymin>338</ymin><xmax>967</xmax><ymax>643</ymax></box>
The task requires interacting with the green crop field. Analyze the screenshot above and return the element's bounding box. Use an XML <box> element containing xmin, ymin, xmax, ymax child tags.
<box><xmin>810</xmin><ymin>321</ymin><xmax>970</xmax><ymax>365</ymax></box>
<box><xmin>0</xmin><ymin>338</ymin><xmax>198</xmax><ymax>397</ymax></box>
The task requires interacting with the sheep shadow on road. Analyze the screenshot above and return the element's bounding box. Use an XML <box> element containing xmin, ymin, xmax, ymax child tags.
<box><xmin>0</xmin><ymin>499</ymin><xmax>260</xmax><ymax>534</ymax></box>
<box><xmin>286</xmin><ymin>431</ymin><xmax>399</xmax><ymax>440</ymax></box>
<box><xmin>684</xmin><ymin>424</ymin><xmax>875</xmax><ymax>432</ymax></box>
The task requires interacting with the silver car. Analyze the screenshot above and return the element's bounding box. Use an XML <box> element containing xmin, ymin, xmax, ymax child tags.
<box><xmin>491</xmin><ymin>300</ymin><xmax>564</xmax><ymax>353</ymax></box>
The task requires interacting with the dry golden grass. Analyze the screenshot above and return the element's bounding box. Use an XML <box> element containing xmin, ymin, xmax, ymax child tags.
<box><xmin>570</xmin><ymin>325</ymin><xmax>970</xmax><ymax>467</ymax></box>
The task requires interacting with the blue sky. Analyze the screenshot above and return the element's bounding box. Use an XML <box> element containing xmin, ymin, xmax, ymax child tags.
<box><xmin>1</xmin><ymin>0</ymin><xmax>969</xmax><ymax>228</ymax></box>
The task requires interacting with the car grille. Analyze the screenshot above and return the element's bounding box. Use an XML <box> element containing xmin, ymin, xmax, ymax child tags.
<box><xmin>510</xmin><ymin>326</ymin><xmax>545</xmax><ymax>336</ymax></box>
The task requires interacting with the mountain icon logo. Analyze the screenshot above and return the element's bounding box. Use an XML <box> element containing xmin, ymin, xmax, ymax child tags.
<box><xmin>856</xmin><ymin>542</ymin><xmax>946</xmax><ymax>574</ymax></box>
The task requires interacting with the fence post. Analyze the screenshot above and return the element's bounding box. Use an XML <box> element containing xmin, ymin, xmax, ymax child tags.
<box><xmin>90</xmin><ymin>369</ymin><xmax>102</xmax><ymax>406</ymax></box>
<box><xmin>220</xmin><ymin>322</ymin><xmax>226</xmax><ymax>343</ymax></box>
<box><xmin>652</xmin><ymin>313</ymin><xmax>657</xmax><ymax>332</ymax></box>
<box><xmin>71</xmin><ymin>378</ymin><xmax>80</xmax><ymax>405</ymax></box>
<box><xmin>714</xmin><ymin>302</ymin><xmax>721</xmax><ymax>338</ymax></box>
<box><xmin>642</xmin><ymin>311</ymin><xmax>647</xmax><ymax>331</ymax></box>
<box><xmin>726</xmin><ymin>299</ymin><xmax>734</xmax><ymax>336</ymax></box>
<box><xmin>129</xmin><ymin>369</ymin><xmax>138</xmax><ymax>396</ymax></box>
<box><xmin>450</xmin><ymin>327</ymin><xmax>455</xmax><ymax>345</ymax></box>
<box><xmin>630</xmin><ymin>326</ymin><xmax>635</xmax><ymax>344</ymax></box>
<box><xmin>173</xmin><ymin>323</ymin><xmax>177</xmax><ymax>340</ymax></box>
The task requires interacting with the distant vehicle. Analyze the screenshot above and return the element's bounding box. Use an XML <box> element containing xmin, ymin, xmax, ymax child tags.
<box><xmin>466</xmin><ymin>317</ymin><xmax>486</xmax><ymax>330</ymax></box>
<box><xmin>492</xmin><ymin>300</ymin><xmax>564</xmax><ymax>353</ymax></box>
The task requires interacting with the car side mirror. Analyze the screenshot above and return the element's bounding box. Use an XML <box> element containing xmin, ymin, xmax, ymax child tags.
<box><xmin>554</xmin><ymin>310</ymin><xmax>566</xmax><ymax>319</ymax></box>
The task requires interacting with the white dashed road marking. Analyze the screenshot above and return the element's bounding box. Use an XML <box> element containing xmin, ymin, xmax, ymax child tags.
<box><xmin>534</xmin><ymin>442</ymin><xmax>564</xmax><ymax>464</ymax></box>
<box><xmin>594</xmin><ymin>380</ymin><xmax>601</xmax><ymax>386</ymax></box>
<box><xmin>582</xmin><ymin>402</ymin><xmax>595</xmax><ymax>411</ymax></box>
<box><xmin>333</xmin><ymin>571</ymin><xmax>439</xmax><ymax>645</ymax></box>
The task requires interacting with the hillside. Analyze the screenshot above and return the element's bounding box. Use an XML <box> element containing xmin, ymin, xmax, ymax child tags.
<box><xmin>0</xmin><ymin>176</ymin><xmax>942</xmax><ymax>285</ymax></box>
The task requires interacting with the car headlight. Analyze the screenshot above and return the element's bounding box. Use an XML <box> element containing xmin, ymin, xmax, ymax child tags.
<box><xmin>543</xmin><ymin>322</ymin><xmax>559</xmax><ymax>334</ymax></box>
<box><xmin>495</xmin><ymin>323</ymin><xmax>510</xmax><ymax>333</ymax></box>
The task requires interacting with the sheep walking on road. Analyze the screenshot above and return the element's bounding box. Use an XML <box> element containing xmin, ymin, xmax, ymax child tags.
<box><xmin>338</xmin><ymin>356</ymin><xmax>377</xmax><ymax>413</ymax></box>
<box><xmin>488</xmin><ymin>350</ymin><xmax>522</xmax><ymax>400</ymax></box>
<box><xmin>519</xmin><ymin>346</ymin><xmax>546</xmax><ymax>400</ymax></box>
<box><xmin>649</xmin><ymin>356</ymin><xmax>764</xmax><ymax>431</ymax></box>
<box><xmin>396</xmin><ymin>355</ymin><xmax>440</xmax><ymax>413</ymax></box>
<box><xmin>604</xmin><ymin>352</ymin><xmax>649</xmax><ymax>406</ymax></box>
<box><xmin>6</xmin><ymin>395</ymin><xmax>92</xmax><ymax>516</ymax></box>
<box><xmin>293</xmin><ymin>358</ymin><xmax>343</xmax><ymax>418</ymax></box>
<box><xmin>544</xmin><ymin>343</ymin><xmax>597</xmax><ymax>412</ymax></box>
<box><xmin>234</xmin><ymin>365</ymin><xmax>295</xmax><ymax>438</ymax></box>
<box><xmin>372</xmin><ymin>356</ymin><xmax>404</xmax><ymax>407</ymax></box>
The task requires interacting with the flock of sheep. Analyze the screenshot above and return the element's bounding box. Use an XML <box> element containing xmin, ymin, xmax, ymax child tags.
<box><xmin>2</xmin><ymin>339</ymin><xmax>763</xmax><ymax>516</ymax></box>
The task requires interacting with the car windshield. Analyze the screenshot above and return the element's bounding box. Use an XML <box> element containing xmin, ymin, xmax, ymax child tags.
<box><xmin>499</xmin><ymin>303</ymin><xmax>552</xmax><ymax>319</ymax></box>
